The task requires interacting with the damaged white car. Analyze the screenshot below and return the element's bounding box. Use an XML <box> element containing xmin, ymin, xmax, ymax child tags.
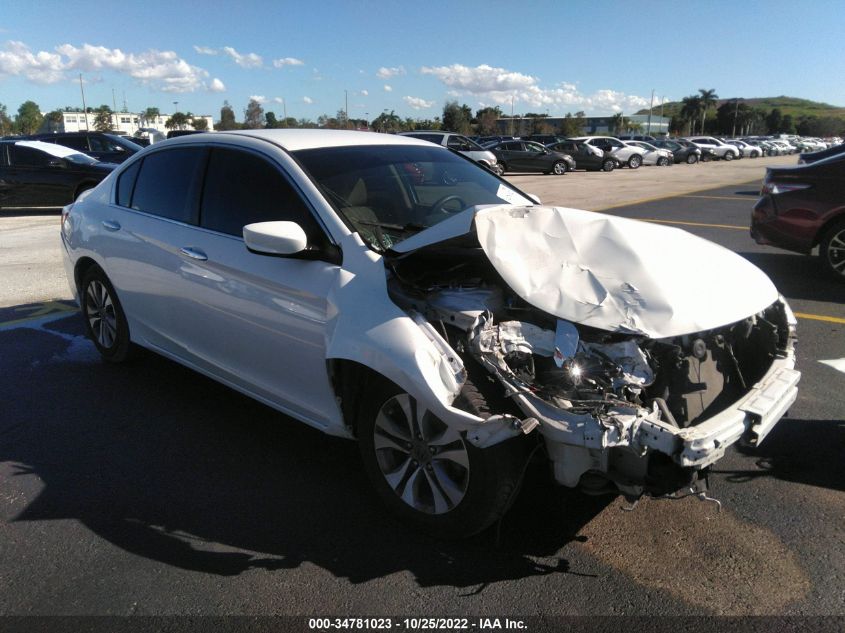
<box><xmin>61</xmin><ymin>130</ymin><xmax>800</xmax><ymax>538</ymax></box>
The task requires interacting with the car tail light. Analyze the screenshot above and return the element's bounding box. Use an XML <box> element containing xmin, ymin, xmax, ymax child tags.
<box><xmin>761</xmin><ymin>182</ymin><xmax>811</xmax><ymax>195</ymax></box>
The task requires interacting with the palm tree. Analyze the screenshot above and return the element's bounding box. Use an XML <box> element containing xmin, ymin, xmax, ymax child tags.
<box><xmin>610</xmin><ymin>112</ymin><xmax>623</xmax><ymax>134</ymax></box>
<box><xmin>698</xmin><ymin>89</ymin><xmax>718</xmax><ymax>135</ymax></box>
<box><xmin>680</xmin><ymin>95</ymin><xmax>702</xmax><ymax>135</ymax></box>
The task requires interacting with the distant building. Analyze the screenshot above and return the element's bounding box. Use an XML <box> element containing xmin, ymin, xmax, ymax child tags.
<box><xmin>45</xmin><ymin>111</ymin><xmax>215</xmax><ymax>135</ymax></box>
<box><xmin>496</xmin><ymin>114</ymin><xmax>670</xmax><ymax>137</ymax></box>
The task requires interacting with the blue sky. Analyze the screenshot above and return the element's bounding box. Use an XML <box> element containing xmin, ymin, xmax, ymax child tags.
<box><xmin>1</xmin><ymin>0</ymin><xmax>843</xmax><ymax>122</ymax></box>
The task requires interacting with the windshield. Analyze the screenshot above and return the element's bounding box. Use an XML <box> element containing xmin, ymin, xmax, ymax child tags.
<box><xmin>64</xmin><ymin>152</ymin><xmax>99</xmax><ymax>165</ymax></box>
<box><xmin>294</xmin><ymin>144</ymin><xmax>533</xmax><ymax>251</ymax></box>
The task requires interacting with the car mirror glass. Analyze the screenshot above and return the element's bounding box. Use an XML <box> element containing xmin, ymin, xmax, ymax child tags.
<box><xmin>48</xmin><ymin>158</ymin><xmax>66</xmax><ymax>168</ymax></box>
<box><xmin>243</xmin><ymin>221</ymin><xmax>308</xmax><ymax>256</ymax></box>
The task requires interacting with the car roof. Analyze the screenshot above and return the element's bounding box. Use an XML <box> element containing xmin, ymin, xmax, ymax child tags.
<box><xmin>177</xmin><ymin>129</ymin><xmax>435</xmax><ymax>152</ymax></box>
<box><xmin>5</xmin><ymin>139</ymin><xmax>87</xmax><ymax>158</ymax></box>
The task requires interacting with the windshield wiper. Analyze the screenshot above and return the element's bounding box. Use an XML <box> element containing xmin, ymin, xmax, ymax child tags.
<box><xmin>357</xmin><ymin>220</ymin><xmax>426</xmax><ymax>233</ymax></box>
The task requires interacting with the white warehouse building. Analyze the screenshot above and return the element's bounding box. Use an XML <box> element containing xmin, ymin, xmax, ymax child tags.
<box><xmin>50</xmin><ymin>111</ymin><xmax>215</xmax><ymax>135</ymax></box>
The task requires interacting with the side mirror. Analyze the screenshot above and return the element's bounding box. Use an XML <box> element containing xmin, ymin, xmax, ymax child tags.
<box><xmin>243</xmin><ymin>221</ymin><xmax>308</xmax><ymax>256</ymax></box>
<box><xmin>48</xmin><ymin>158</ymin><xmax>66</xmax><ymax>168</ymax></box>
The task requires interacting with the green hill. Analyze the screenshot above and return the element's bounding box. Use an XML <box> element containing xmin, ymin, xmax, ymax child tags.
<box><xmin>636</xmin><ymin>95</ymin><xmax>845</xmax><ymax>120</ymax></box>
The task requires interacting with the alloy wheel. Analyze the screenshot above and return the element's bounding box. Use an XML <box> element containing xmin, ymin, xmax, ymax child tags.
<box><xmin>85</xmin><ymin>280</ymin><xmax>118</xmax><ymax>349</ymax></box>
<box><xmin>372</xmin><ymin>393</ymin><xmax>470</xmax><ymax>514</ymax></box>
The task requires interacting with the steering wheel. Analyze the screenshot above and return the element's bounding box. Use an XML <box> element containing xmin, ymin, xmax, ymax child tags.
<box><xmin>429</xmin><ymin>194</ymin><xmax>467</xmax><ymax>215</ymax></box>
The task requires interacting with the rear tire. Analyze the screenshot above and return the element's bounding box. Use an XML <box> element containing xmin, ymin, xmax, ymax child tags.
<box><xmin>627</xmin><ymin>154</ymin><xmax>642</xmax><ymax>169</ymax></box>
<box><xmin>601</xmin><ymin>158</ymin><xmax>616</xmax><ymax>172</ymax></box>
<box><xmin>819</xmin><ymin>219</ymin><xmax>845</xmax><ymax>281</ymax></box>
<box><xmin>498</xmin><ymin>161</ymin><xmax>508</xmax><ymax>175</ymax></box>
<box><xmin>358</xmin><ymin>376</ymin><xmax>525</xmax><ymax>539</ymax></box>
<box><xmin>657</xmin><ymin>156</ymin><xmax>670</xmax><ymax>166</ymax></box>
<box><xmin>80</xmin><ymin>267</ymin><xmax>133</xmax><ymax>363</ymax></box>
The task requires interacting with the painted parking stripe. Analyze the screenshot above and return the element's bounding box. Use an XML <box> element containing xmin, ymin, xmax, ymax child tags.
<box><xmin>639</xmin><ymin>218</ymin><xmax>747</xmax><ymax>230</ymax></box>
<box><xmin>680</xmin><ymin>195</ymin><xmax>755</xmax><ymax>201</ymax></box>
<box><xmin>0</xmin><ymin>300</ymin><xmax>78</xmax><ymax>329</ymax></box>
<box><xmin>596</xmin><ymin>179</ymin><xmax>761</xmax><ymax>212</ymax></box>
<box><xmin>793</xmin><ymin>312</ymin><xmax>845</xmax><ymax>325</ymax></box>
<box><xmin>820</xmin><ymin>359</ymin><xmax>845</xmax><ymax>374</ymax></box>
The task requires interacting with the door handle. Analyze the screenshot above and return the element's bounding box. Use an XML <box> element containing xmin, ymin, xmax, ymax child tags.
<box><xmin>102</xmin><ymin>220</ymin><xmax>121</xmax><ymax>231</ymax></box>
<box><xmin>180</xmin><ymin>247</ymin><xmax>208</xmax><ymax>261</ymax></box>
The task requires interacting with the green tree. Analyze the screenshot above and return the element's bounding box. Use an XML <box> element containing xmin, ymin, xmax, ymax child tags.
<box><xmin>191</xmin><ymin>116</ymin><xmax>208</xmax><ymax>131</ymax></box>
<box><xmin>610</xmin><ymin>112</ymin><xmax>624</xmax><ymax>135</ymax></box>
<box><xmin>680</xmin><ymin>95</ymin><xmax>702</xmax><ymax>135</ymax></box>
<box><xmin>0</xmin><ymin>103</ymin><xmax>12</xmax><ymax>136</ymax></box>
<box><xmin>244</xmin><ymin>99</ymin><xmax>265</xmax><ymax>129</ymax></box>
<box><xmin>441</xmin><ymin>101</ymin><xmax>472</xmax><ymax>134</ymax></box>
<box><xmin>165</xmin><ymin>112</ymin><xmax>190</xmax><ymax>130</ymax></box>
<box><xmin>45</xmin><ymin>110</ymin><xmax>64</xmax><ymax>132</ymax></box>
<box><xmin>475</xmin><ymin>107</ymin><xmax>502</xmax><ymax>135</ymax></box>
<box><xmin>560</xmin><ymin>111</ymin><xmax>585</xmax><ymax>137</ymax></box>
<box><xmin>698</xmin><ymin>88</ymin><xmax>718</xmax><ymax>134</ymax></box>
<box><xmin>217</xmin><ymin>101</ymin><xmax>238</xmax><ymax>130</ymax></box>
<box><xmin>141</xmin><ymin>107</ymin><xmax>160</xmax><ymax>128</ymax></box>
<box><xmin>372</xmin><ymin>110</ymin><xmax>403</xmax><ymax>133</ymax></box>
<box><xmin>766</xmin><ymin>108</ymin><xmax>783</xmax><ymax>133</ymax></box>
<box><xmin>265</xmin><ymin>111</ymin><xmax>279</xmax><ymax>128</ymax></box>
<box><xmin>781</xmin><ymin>114</ymin><xmax>795</xmax><ymax>134</ymax></box>
<box><xmin>93</xmin><ymin>105</ymin><xmax>114</xmax><ymax>132</ymax></box>
<box><xmin>15</xmin><ymin>100</ymin><xmax>43</xmax><ymax>135</ymax></box>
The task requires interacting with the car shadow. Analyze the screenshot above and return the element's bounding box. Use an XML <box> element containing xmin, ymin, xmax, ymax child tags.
<box><xmin>0</xmin><ymin>313</ymin><xmax>609</xmax><ymax>588</ymax></box>
<box><xmin>738</xmin><ymin>251</ymin><xmax>843</xmax><ymax>303</ymax></box>
<box><xmin>712</xmin><ymin>418</ymin><xmax>845</xmax><ymax>493</ymax></box>
<box><xmin>733</xmin><ymin>189</ymin><xmax>760</xmax><ymax>196</ymax></box>
<box><xmin>0</xmin><ymin>207</ymin><xmax>63</xmax><ymax>217</ymax></box>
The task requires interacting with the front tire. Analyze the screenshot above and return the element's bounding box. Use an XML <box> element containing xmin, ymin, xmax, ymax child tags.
<box><xmin>627</xmin><ymin>154</ymin><xmax>642</xmax><ymax>169</ymax></box>
<box><xmin>551</xmin><ymin>160</ymin><xmax>568</xmax><ymax>175</ymax></box>
<box><xmin>358</xmin><ymin>379</ymin><xmax>524</xmax><ymax>538</ymax></box>
<box><xmin>657</xmin><ymin>156</ymin><xmax>670</xmax><ymax>166</ymax></box>
<box><xmin>686</xmin><ymin>153</ymin><xmax>699</xmax><ymax>164</ymax></box>
<box><xmin>723</xmin><ymin>151</ymin><xmax>736</xmax><ymax>161</ymax></box>
<box><xmin>80</xmin><ymin>267</ymin><xmax>133</xmax><ymax>363</ymax></box>
<box><xmin>601</xmin><ymin>158</ymin><xmax>616</xmax><ymax>172</ymax></box>
<box><xmin>819</xmin><ymin>219</ymin><xmax>845</xmax><ymax>281</ymax></box>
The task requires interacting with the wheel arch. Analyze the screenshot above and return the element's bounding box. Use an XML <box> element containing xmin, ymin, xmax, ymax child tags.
<box><xmin>814</xmin><ymin>210</ymin><xmax>845</xmax><ymax>247</ymax></box>
<box><xmin>73</xmin><ymin>256</ymin><xmax>102</xmax><ymax>295</ymax></box>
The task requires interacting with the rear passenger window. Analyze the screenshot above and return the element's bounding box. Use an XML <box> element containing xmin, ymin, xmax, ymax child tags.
<box><xmin>199</xmin><ymin>148</ymin><xmax>323</xmax><ymax>242</ymax></box>
<box><xmin>131</xmin><ymin>147</ymin><xmax>205</xmax><ymax>223</ymax></box>
<box><xmin>116</xmin><ymin>160</ymin><xmax>141</xmax><ymax>207</ymax></box>
<box><xmin>57</xmin><ymin>136</ymin><xmax>89</xmax><ymax>151</ymax></box>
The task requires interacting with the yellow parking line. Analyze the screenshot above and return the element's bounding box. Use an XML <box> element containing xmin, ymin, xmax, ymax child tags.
<box><xmin>639</xmin><ymin>218</ymin><xmax>747</xmax><ymax>230</ymax></box>
<box><xmin>794</xmin><ymin>312</ymin><xmax>845</xmax><ymax>325</ymax></box>
<box><xmin>0</xmin><ymin>300</ymin><xmax>77</xmax><ymax>328</ymax></box>
<box><xmin>680</xmin><ymin>195</ymin><xmax>755</xmax><ymax>201</ymax></box>
<box><xmin>595</xmin><ymin>179</ymin><xmax>761</xmax><ymax>212</ymax></box>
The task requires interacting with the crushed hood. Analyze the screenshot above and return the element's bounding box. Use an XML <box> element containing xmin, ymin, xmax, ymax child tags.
<box><xmin>391</xmin><ymin>205</ymin><xmax>778</xmax><ymax>338</ymax></box>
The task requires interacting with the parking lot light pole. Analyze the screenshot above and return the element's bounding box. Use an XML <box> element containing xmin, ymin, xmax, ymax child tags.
<box><xmin>79</xmin><ymin>74</ymin><xmax>89</xmax><ymax>131</ymax></box>
<box><xmin>647</xmin><ymin>89</ymin><xmax>655</xmax><ymax>135</ymax></box>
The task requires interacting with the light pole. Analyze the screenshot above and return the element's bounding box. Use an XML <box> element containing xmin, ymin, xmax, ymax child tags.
<box><xmin>646</xmin><ymin>88</ymin><xmax>655</xmax><ymax>135</ymax></box>
<box><xmin>79</xmin><ymin>74</ymin><xmax>89</xmax><ymax>131</ymax></box>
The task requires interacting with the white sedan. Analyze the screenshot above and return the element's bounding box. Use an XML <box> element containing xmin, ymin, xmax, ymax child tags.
<box><xmin>622</xmin><ymin>140</ymin><xmax>673</xmax><ymax>166</ymax></box>
<box><xmin>61</xmin><ymin>129</ymin><xmax>800</xmax><ymax>538</ymax></box>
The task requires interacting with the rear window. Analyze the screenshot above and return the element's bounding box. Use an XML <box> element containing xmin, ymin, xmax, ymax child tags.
<box><xmin>130</xmin><ymin>147</ymin><xmax>205</xmax><ymax>223</ymax></box>
<box><xmin>116</xmin><ymin>160</ymin><xmax>141</xmax><ymax>207</ymax></box>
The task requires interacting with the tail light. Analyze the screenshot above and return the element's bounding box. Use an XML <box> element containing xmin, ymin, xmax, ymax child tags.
<box><xmin>761</xmin><ymin>181</ymin><xmax>811</xmax><ymax>195</ymax></box>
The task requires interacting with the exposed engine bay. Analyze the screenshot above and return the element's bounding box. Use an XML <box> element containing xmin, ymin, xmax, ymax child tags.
<box><xmin>386</xmin><ymin>240</ymin><xmax>800</xmax><ymax>499</ymax></box>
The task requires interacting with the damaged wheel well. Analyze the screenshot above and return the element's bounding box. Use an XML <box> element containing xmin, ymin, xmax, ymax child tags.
<box><xmin>327</xmin><ymin>359</ymin><xmax>383</xmax><ymax>438</ymax></box>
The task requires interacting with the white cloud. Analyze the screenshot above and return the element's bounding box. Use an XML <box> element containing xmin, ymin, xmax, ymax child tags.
<box><xmin>0</xmin><ymin>40</ymin><xmax>224</xmax><ymax>93</ymax></box>
<box><xmin>223</xmin><ymin>46</ymin><xmax>263</xmax><ymax>68</ymax></box>
<box><xmin>249</xmin><ymin>95</ymin><xmax>268</xmax><ymax>104</ymax></box>
<box><xmin>376</xmin><ymin>65</ymin><xmax>405</xmax><ymax>79</ymax></box>
<box><xmin>403</xmin><ymin>96</ymin><xmax>434</xmax><ymax>110</ymax></box>
<box><xmin>420</xmin><ymin>63</ymin><xmax>649</xmax><ymax>114</ymax></box>
<box><xmin>273</xmin><ymin>57</ymin><xmax>304</xmax><ymax>68</ymax></box>
<box><xmin>0</xmin><ymin>40</ymin><xmax>64</xmax><ymax>83</ymax></box>
<box><xmin>209</xmin><ymin>78</ymin><xmax>226</xmax><ymax>92</ymax></box>
<box><xmin>272</xmin><ymin>97</ymin><xmax>285</xmax><ymax>104</ymax></box>
<box><xmin>193</xmin><ymin>45</ymin><xmax>217</xmax><ymax>56</ymax></box>
<box><xmin>360</xmin><ymin>89</ymin><xmax>369</xmax><ymax>96</ymax></box>
<box><xmin>383</xmin><ymin>84</ymin><xmax>393</xmax><ymax>92</ymax></box>
<box><xmin>303</xmin><ymin>96</ymin><xmax>313</xmax><ymax>104</ymax></box>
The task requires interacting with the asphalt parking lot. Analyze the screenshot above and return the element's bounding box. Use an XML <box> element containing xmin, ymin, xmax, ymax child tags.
<box><xmin>1</xmin><ymin>163</ymin><xmax>843</xmax><ymax>621</ymax></box>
